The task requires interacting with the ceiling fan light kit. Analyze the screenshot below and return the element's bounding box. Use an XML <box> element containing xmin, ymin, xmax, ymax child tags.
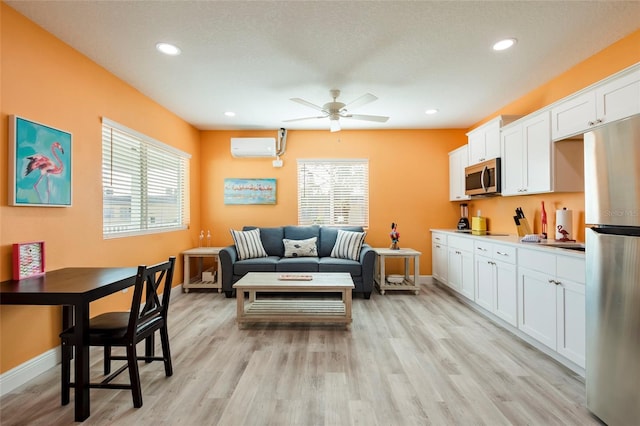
<box><xmin>284</xmin><ymin>89</ymin><xmax>389</xmax><ymax>132</ymax></box>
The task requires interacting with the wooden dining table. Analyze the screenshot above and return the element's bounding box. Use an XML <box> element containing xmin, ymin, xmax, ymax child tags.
<box><xmin>0</xmin><ymin>267</ymin><xmax>139</xmax><ymax>422</ymax></box>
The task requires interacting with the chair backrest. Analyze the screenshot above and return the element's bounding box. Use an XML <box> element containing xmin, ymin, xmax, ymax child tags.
<box><xmin>127</xmin><ymin>256</ymin><xmax>176</xmax><ymax>338</ymax></box>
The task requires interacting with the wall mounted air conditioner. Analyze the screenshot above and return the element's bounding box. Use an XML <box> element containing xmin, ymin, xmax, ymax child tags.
<box><xmin>230</xmin><ymin>137</ymin><xmax>277</xmax><ymax>158</ymax></box>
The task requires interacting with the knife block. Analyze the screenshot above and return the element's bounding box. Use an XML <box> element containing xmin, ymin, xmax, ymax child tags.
<box><xmin>515</xmin><ymin>218</ymin><xmax>532</xmax><ymax>237</ymax></box>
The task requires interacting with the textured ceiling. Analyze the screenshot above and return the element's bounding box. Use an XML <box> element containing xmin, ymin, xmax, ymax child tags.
<box><xmin>6</xmin><ymin>1</ymin><xmax>640</xmax><ymax>131</ymax></box>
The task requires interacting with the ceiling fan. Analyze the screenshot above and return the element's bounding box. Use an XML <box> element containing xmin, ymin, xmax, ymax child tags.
<box><xmin>284</xmin><ymin>89</ymin><xmax>389</xmax><ymax>132</ymax></box>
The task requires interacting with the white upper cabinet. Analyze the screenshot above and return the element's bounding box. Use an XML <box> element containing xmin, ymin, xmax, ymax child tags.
<box><xmin>449</xmin><ymin>145</ymin><xmax>470</xmax><ymax>201</ymax></box>
<box><xmin>551</xmin><ymin>65</ymin><xmax>640</xmax><ymax>140</ymax></box>
<box><xmin>467</xmin><ymin>116</ymin><xmax>519</xmax><ymax>165</ymax></box>
<box><xmin>501</xmin><ymin>111</ymin><xmax>552</xmax><ymax>196</ymax></box>
<box><xmin>468</xmin><ymin>117</ymin><xmax>501</xmax><ymax>164</ymax></box>
<box><xmin>502</xmin><ymin>110</ymin><xmax>584</xmax><ymax>197</ymax></box>
<box><xmin>595</xmin><ymin>67</ymin><xmax>640</xmax><ymax>124</ymax></box>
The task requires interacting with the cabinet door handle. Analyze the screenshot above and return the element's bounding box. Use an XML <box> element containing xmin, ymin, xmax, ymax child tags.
<box><xmin>477</xmin><ymin>247</ymin><xmax>488</xmax><ymax>252</ymax></box>
<box><xmin>588</xmin><ymin>121</ymin><xmax>595</xmax><ymax>126</ymax></box>
<box><xmin>496</xmin><ymin>251</ymin><xmax>508</xmax><ymax>256</ymax></box>
<box><xmin>436</xmin><ymin>245</ymin><xmax>441</xmax><ymax>248</ymax></box>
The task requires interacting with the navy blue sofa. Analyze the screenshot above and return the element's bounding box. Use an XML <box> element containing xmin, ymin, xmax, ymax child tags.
<box><xmin>219</xmin><ymin>225</ymin><xmax>375</xmax><ymax>299</ymax></box>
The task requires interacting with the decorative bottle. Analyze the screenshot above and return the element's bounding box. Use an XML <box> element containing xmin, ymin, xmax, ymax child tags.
<box><xmin>206</xmin><ymin>230</ymin><xmax>211</xmax><ymax>247</ymax></box>
<box><xmin>199</xmin><ymin>230</ymin><xmax>204</xmax><ymax>247</ymax></box>
<box><xmin>541</xmin><ymin>201</ymin><xmax>548</xmax><ymax>239</ymax></box>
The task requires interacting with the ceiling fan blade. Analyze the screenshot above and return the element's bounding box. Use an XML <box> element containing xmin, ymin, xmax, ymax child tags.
<box><xmin>344</xmin><ymin>93</ymin><xmax>378</xmax><ymax>111</ymax></box>
<box><xmin>330</xmin><ymin>119</ymin><xmax>341</xmax><ymax>132</ymax></box>
<box><xmin>282</xmin><ymin>115</ymin><xmax>327</xmax><ymax>122</ymax></box>
<box><xmin>345</xmin><ymin>114</ymin><xmax>389</xmax><ymax>123</ymax></box>
<box><xmin>290</xmin><ymin>98</ymin><xmax>326</xmax><ymax>112</ymax></box>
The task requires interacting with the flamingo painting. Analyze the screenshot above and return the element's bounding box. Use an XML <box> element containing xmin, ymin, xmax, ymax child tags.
<box><xmin>24</xmin><ymin>141</ymin><xmax>65</xmax><ymax>204</ymax></box>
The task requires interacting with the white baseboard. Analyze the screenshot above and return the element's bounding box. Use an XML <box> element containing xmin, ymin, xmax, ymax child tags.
<box><xmin>0</xmin><ymin>347</ymin><xmax>60</xmax><ymax>397</ymax></box>
<box><xmin>0</xmin><ymin>285</ymin><xmax>185</xmax><ymax>397</ymax></box>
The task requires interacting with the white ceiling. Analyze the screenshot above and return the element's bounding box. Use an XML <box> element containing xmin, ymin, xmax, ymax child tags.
<box><xmin>7</xmin><ymin>1</ymin><xmax>640</xmax><ymax>132</ymax></box>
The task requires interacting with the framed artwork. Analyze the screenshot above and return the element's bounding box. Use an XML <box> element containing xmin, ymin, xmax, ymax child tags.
<box><xmin>8</xmin><ymin>115</ymin><xmax>72</xmax><ymax>207</ymax></box>
<box><xmin>12</xmin><ymin>241</ymin><xmax>46</xmax><ymax>280</ymax></box>
<box><xmin>224</xmin><ymin>178</ymin><xmax>276</xmax><ymax>205</ymax></box>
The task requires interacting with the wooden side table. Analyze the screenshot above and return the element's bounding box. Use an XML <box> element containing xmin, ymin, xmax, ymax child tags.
<box><xmin>182</xmin><ymin>247</ymin><xmax>223</xmax><ymax>293</ymax></box>
<box><xmin>373</xmin><ymin>247</ymin><xmax>422</xmax><ymax>295</ymax></box>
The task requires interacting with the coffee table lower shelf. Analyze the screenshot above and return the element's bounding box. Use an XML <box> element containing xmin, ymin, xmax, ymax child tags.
<box><xmin>241</xmin><ymin>299</ymin><xmax>348</xmax><ymax>324</ymax></box>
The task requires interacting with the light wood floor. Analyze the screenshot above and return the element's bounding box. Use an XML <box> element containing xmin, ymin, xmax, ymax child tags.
<box><xmin>0</xmin><ymin>280</ymin><xmax>601</xmax><ymax>426</ymax></box>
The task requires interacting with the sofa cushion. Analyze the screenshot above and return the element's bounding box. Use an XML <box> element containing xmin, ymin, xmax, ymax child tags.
<box><xmin>319</xmin><ymin>226</ymin><xmax>364</xmax><ymax>257</ymax></box>
<box><xmin>319</xmin><ymin>257</ymin><xmax>362</xmax><ymax>276</ymax></box>
<box><xmin>284</xmin><ymin>225</ymin><xmax>320</xmax><ymax>242</ymax></box>
<box><xmin>243</xmin><ymin>226</ymin><xmax>284</xmax><ymax>257</ymax></box>
<box><xmin>230</xmin><ymin>228</ymin><xmax>268</xmax><ymax>260</ymax></box>
<box><xmin>276</xmin><ymin>257</ymin><xmax>320</xmax><ymax>272</ymax></box>
<box><xmin>234</xmin><ymin>256</ymin><xmax>280</xmax><ymax>275</ymax></box>
<box><xmin>331</xmin><ymin>229</ymin><xmax>366</xmax><ymax>261</ymax></box>
<box><xmin>283</xmin><ymin>237</ymin><xmax>318</xmax><ymax>257</ymax></box>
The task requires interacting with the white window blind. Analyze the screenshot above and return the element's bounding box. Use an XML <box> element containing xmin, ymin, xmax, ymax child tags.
<box><xmin>102</xmin><ymin>118</ymin><xmax>190</xmax><ymax>238</ymax></box>
<box><xmin>297</xmin><ymin>159</ymin><xmax>369</xmax><ymax>226</ymax></box>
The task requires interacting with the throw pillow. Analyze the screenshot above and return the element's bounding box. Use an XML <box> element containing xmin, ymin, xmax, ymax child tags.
<box><xmin>283</xmin><ymin>237</ymin><xmax>318</xmax><ymax>258</ymax></box>
<box><xmin>230</xmin><ymin>228</ymin><xmax>268</xmax><ymax>260</ymax></box>
<box><xmin>331</xmin><ymin>229</ymin><xmax>366</xmax><ymax>261</ymax></box>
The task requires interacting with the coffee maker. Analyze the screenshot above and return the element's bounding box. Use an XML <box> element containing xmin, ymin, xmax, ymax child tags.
<box><xmin>457</xmin><ymin>203</ymin><xmax>470</xmax><ymax>230</ymax></box>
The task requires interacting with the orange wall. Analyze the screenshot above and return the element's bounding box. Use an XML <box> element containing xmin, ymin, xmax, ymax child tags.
<box><xmin>200</xmin><ymin>129</ymin><xmax>466</xmax><ymax>272</ymax></box>
<box><xmin>0</xmin><ymin>4</ymin><xmax>202</xmax><ymax>372</ymax></box>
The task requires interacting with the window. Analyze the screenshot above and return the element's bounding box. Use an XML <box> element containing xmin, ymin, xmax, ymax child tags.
<box><xmin>297</xmin><ymin>159</ymin><xmax>369</xmax><ymax>226</ymax></box>
<box><xmin>102</xmin><ymin>118</ymin><xmax>190</xmax><ymax>238</ymax></box>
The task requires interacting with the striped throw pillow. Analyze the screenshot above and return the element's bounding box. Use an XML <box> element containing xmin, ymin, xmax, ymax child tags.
<box><xmin>331</xmin><ymin>229</ymin><xmax>366</xmax><ymax>261</ymax></box>
<box><xmin>230</xmin><ymin>228</ymin><xmax>268</xmax><ymax>260</ymax></box>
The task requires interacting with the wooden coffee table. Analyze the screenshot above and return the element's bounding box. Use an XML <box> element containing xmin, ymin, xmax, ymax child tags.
<box><xmin>232</xmin><ymin>272</ymin><xmax>354</xmax><ymax>328</ymax></box>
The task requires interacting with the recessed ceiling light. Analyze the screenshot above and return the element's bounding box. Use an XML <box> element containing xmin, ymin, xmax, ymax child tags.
<box><xmin>493</xmin><ymin>38</ymin><xmax>517</xmax><ymax>51</ymax></box>
<box><xmin>425</xmin><ymin>109</ymin><xmax>439</xmax><ymax>115</ymax></box>
<box><xmin>155</xmin><ymin>42</ymin><xmax>181</xmax><ymax>56</ymax></box>
<box><xmin>224</xmin><ymin>111</ymin><xmax>236</xmax><ymax>117</ymax></box>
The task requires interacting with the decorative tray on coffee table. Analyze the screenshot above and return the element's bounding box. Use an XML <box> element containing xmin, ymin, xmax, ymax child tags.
<box><xmin>278</xmin><ymin>274</ymin><xmax>313</xmax><ymax>281</ymax></box>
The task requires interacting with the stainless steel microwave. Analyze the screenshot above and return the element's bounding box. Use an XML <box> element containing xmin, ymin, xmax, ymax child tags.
<box><xmin>465</xmin><ymin>158</ymin><xmax>501</xmax><ymax>196</ymax></box>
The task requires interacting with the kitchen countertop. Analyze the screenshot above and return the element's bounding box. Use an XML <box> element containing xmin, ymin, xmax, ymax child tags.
<box><xmin>430</xmin><ymin>229</ymin><xmax>585</xmax><ymax>257</ymax></box>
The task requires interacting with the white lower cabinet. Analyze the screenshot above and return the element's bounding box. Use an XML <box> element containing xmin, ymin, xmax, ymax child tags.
<box><xmin>432</xmin><ymin>234</ymin><xmax>448</xmax><ymax>283</ymax></box>
<box><xmin>447</xmin><ymin>236</ymin><xmax>474</xmax><ymax>300</ymax></box>
<box><xmin>518</xmin><ymin>266</ymin><xmax>558</xmax><ymax>349</ymax></box>
<box><xmin>494</xmin><ymin>259</ymin><xmax>518</xmax><ymax>327</ymax></box>
<box><xmin>556</xmin><ymin>277</ymin><xmax>586</xmax><ymax>367</ymax></box>
<box><xmin>517</xmin><ymin>248</ymin><xmax>585</xmax><ymax>368</ymax></box>
<box><xmin>474</xmin><ymin>253</ymin><xmax>494</xmax><ymax>311</ymax></box>
<box><xmin>555</xmin><ymin>254</ymin><xmax>586</xmax><ymax>367</ymax></box>
<box><xmin>474</xmin><ymin>241</ymin><xmax>517</xmax><ymax>326</ymax></box>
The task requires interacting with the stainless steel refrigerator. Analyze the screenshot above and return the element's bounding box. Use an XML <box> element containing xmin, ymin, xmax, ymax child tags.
<box><xmin>584</xmin><ymin>113</ymin><xmax>640</xmax><ymax>425</ymax></box>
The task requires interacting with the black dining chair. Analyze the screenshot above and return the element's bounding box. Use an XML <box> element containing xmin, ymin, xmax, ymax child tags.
<box><xmin>60</xmin><ymin>256</ymin><xmax>176</xmax><ymax>408</ymax></box>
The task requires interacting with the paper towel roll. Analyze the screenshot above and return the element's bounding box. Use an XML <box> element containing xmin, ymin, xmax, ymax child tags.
<box><xmin>555</xmin><ymin>208</ymin><xmax>573</xmax><ymax>240</ymax></box>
